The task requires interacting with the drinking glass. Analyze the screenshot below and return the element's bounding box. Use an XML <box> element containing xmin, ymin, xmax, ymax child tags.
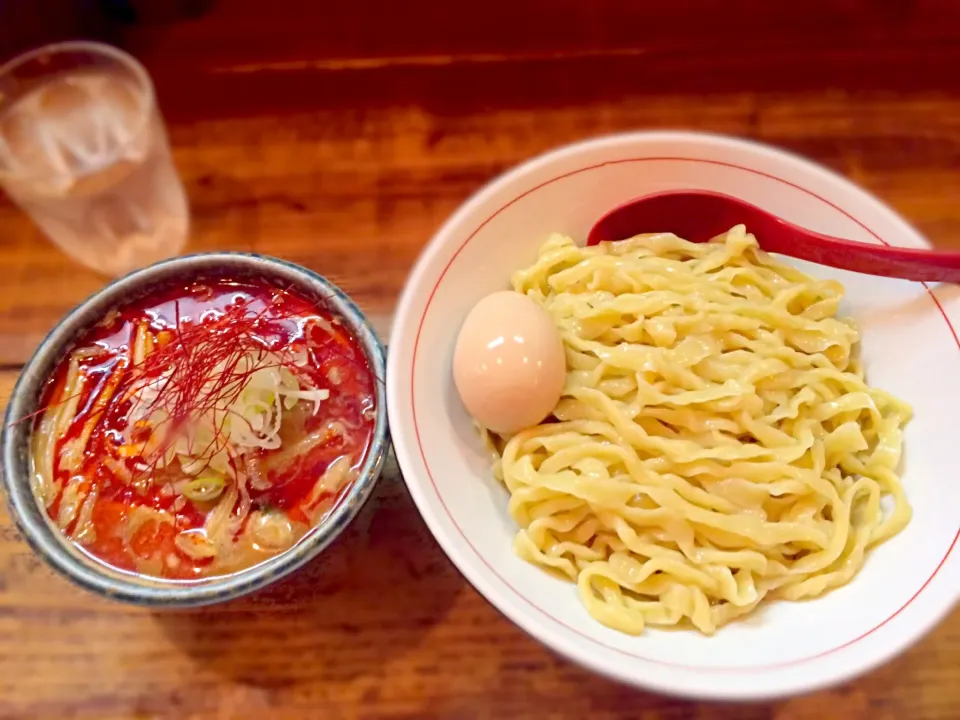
<box><xmin>0</xmin><ymin>41</ymin><xmax>189</xmax><ymax>276</ymax></box>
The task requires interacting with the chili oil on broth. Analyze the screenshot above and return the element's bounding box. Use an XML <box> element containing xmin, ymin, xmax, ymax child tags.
<box><xmin>29</xmin><ymin>277</ymin><xmax>377</xmax><ymax>581</ymax></box>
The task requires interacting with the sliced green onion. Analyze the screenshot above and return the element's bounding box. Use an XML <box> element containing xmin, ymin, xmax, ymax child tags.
<box><xmin>181</xmin><ymin>475</ymin><xmax>226</xmax><ymax>503</ymax></box>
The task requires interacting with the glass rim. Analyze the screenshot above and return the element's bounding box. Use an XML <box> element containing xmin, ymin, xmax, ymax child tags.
<box><xmin>0</xmin><ymin>40</ymin><xmax>159</xmax><ymax>185</ymax></box>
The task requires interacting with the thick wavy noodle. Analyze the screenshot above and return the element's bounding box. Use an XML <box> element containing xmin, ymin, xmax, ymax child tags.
<box><xmin>486</xmin><ymin>226</ymin><xmax>913</xmax><ymax>635</ymax></box>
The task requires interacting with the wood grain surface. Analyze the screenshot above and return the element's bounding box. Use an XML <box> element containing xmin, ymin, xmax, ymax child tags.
<box><xmin>1</xmin><ymin>2</ymin><xmax>959</xmax><ymax>718</ymax></box>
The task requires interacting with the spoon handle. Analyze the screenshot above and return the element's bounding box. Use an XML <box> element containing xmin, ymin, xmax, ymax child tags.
<box><xmin>588</xmin><ymin>191</ymin><xmax>960</xmax><ymax>284</ymax></box>
<box><xmin>761</xmin><ymin>219</ymin><xmax>960</xmax><ymax>284</ymax></box>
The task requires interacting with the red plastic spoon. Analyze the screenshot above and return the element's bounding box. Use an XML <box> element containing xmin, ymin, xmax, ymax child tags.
<box><xmin>587</xmin><ymin>190</ymin><xmax>960</xmax><ymax>284</ymax></box>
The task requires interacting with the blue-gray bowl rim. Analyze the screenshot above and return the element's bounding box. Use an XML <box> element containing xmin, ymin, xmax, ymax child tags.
<box><xmin>0</xmin><ymin>252</ymin><xmax>389</xmax><ymax>607</ymax></box>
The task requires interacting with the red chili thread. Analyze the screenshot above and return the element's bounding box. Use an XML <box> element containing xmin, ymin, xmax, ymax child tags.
<box><xmin>13</xmin><ymin>286</ymin><xmax>383</xmax><ymax>487</ymax></box>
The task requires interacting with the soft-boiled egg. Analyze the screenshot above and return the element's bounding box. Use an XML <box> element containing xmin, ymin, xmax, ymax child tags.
<box><xmin>453</xmin><ymin>290</ymin><xmax>566</xmax><ymax>434</ymax></box>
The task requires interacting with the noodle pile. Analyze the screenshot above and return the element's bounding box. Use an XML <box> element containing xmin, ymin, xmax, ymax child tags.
<box><xmin>486</xmin><ymin>226</ymin><xmax>912</xmax><ymax>635</ymax></box>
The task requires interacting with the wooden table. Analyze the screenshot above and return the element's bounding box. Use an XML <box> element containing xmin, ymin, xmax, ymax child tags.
<box><xmin>2</xmin><ymin>2</ymin><xmax>960</xmax><ymax>718</ymax></box>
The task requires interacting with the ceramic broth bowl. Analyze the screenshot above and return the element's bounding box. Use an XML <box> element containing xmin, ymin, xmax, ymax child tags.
<box><xmin>0</xmin><ymin>253</ymin><xmax>389</xmax><ymax>607</ymax></box>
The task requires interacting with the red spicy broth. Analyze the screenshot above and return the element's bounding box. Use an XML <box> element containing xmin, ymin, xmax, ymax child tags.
<box><xmin>30</xmin><ymin>277</ymin><xmax>376</xmax><ymax>580</ymax></box>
